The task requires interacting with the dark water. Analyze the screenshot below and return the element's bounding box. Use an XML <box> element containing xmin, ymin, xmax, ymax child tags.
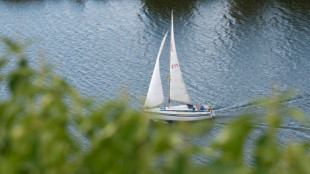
<box><xmin>1</xmin><ymin>0</ymin><xmax>310</xmax><ymax>158</ymax></box>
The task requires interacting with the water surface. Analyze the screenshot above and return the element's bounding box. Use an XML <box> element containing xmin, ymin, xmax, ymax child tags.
<box><xmin>1</xmin><ymin>0</ymin><xmax>310</xmax><ymax>160</ymax></box>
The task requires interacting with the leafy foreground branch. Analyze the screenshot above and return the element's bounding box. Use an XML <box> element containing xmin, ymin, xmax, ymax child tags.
<box><xmin>0</xmin><ymin>38</ymin><xmax>309</xmax><ymax>174</ymax></box>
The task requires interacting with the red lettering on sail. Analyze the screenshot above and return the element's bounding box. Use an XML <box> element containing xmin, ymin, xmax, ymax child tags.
<box><xmin>170</xmin><ymin>43</ymin><xmax>173</xmax><ymax>52</ymax></box>
<box><xmin>171</xmin><ymin>64</ymin><xmax>179</xmax><ymax>69</ymax></box>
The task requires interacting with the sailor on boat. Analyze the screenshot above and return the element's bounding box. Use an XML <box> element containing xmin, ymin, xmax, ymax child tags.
<box><xmin>208</xmin><ymin>105</ymin><xmax>211</xmax><ymax>111</ymax></box>
<box><xmin>186</xmin><ymin>104</ymin><xmax>195</xmax><ymax>111</ymax></box>
<box><xmin>197</xmin><ymin>102</ymin><xmax>205</xmax><ymax>111</ymax></box>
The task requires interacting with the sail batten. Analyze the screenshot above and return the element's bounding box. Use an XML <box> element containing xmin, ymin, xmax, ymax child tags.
<box><xmin>169</xmin><ymin>11</ymin><xmax>192</xmax><ymax>105</ymax></box>
<box><xmin>144</xmin><ymin>31</ymin><xmax>169</xmax><ymax>108</ymax></box>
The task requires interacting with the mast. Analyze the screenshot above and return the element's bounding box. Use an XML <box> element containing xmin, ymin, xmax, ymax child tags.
<box><xmin>167</xmin><ymin>10</ymin><xmax>173</xmax><ymax>108</ymax></box>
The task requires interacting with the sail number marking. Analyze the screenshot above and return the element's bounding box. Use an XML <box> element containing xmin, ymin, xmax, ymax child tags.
<box><xmin>171</xmin><ymin>64</ymin><xmax>179</xmax><ymax>69</ymax></box>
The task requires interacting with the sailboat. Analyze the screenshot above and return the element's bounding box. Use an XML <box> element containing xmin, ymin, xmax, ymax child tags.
<box><xmin>144</xmin><ymin>11</ymin><xmax>215</xmax><ymax>121</ymax></box>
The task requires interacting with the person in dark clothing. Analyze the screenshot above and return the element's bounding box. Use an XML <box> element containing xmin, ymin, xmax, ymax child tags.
<box><xmin>187</xmin><ymin>104</ymin><xmax>195</xmax><ymax>111</ymax></box>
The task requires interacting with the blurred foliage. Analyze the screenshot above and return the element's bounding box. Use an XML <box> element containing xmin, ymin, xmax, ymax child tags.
<box><xmin>0</xmin><ymin>38</ymin><xmax>309</xmax><ymax>174</ymax></box>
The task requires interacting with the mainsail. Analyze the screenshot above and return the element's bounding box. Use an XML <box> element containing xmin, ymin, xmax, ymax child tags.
<box><xmin>144</xmin><ymin>31</ymin><xmax>169</xmax><ymax>108</ymax></box>
<box><xmin>169</xmin><ymin>11</ymin><xmax>192</xmax><ymax>105</ymax></box>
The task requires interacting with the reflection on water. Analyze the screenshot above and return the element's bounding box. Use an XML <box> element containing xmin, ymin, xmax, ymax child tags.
<box><xmin>142</xmin><ymin>0</ymin><xmax>198</xmax><ymax>12</ymax></box>
<box><xmin>141</xmin><ymin>0</ymin><xmax>198</xmax><ymax>19</ymax></box>
<box><xmin>0</xmin><ymin>0</ymin><xmax>310</xmax><ymax>150</ymax></box>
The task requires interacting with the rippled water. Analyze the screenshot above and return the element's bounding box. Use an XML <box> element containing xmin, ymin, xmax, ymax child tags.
<box><xmin>1</xmin><ymin>0</ymin><xmax>310</xmax><ymax>156</ymax></box>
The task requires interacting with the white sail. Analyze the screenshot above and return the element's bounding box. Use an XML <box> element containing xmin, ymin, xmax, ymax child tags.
<box><xmin>144</xmin><ymin>31</ymin><xmax>169</xmax><ymax>108</ymax></box>
<box><xmin>169</xmin><ymin>11</ymin><xmax>192</xmax><ymax>104</ymax></box>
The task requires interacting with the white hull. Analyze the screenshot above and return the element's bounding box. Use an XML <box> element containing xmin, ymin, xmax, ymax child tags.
<box><xmin>144</xmin><ymin>105</ymin><xmax>215</xmax><ymax>121</ymax></box>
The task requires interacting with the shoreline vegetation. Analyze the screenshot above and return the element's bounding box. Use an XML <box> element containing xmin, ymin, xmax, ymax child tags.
<box><xmin>0</xmin><ymin>38</ymin><xmax>309</xmax><ymax>173</ymax></box>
